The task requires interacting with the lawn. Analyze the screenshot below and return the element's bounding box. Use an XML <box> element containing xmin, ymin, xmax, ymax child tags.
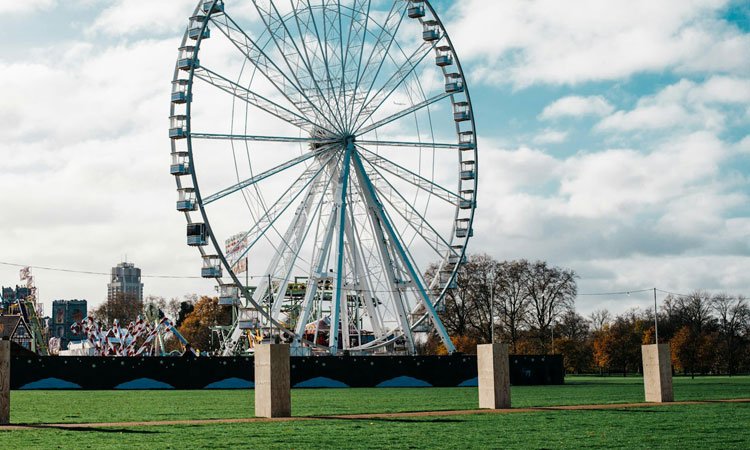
<box><xmin>8</xmin><ymin>375</ymin><xmax>750</xmax><ymax>424</ymax></box>
<box><xmin>2</xmin><ymin>376</ymin><xmax>750</xmax><ymax>448</ymax></box>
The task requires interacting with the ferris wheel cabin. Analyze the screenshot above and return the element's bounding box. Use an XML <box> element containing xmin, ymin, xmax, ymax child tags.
<box><xmin>171</xmin><ymin>79</ymin><xmax>191</xmax><ymax>104</ymax></box>
<box><xmin>460</xmin><ymin>189</ymin><xmax>476</xmax><ymax>210</ymax></box>
<box><xmin>422</xmin><ymin>21</ymin><xmax>441</xmax><ymax>42</ymax></box>
<box><xmin>407</xmin><ymin>1</ymin><xmax>425</xmax><ymax>19</ymax></box>
<box><xmin>187</xmin><ymin>223</ymin><xmax>208</xmax><ymax>246</ymax></box>
<box><xmin>188</xmin><ymin>15</ymin><xmax>210</xmax><ymax>40</ymax></box>
<box><xmin>445</xmin><ymin>73</ymin><xmax>465</xmax><ymax>94</ymax></box>
<box><xmin>202</xmin><ymin>0</ymin><xmax>224</xmax><ymax>14</ymax></box>
<box><xmin>458</xmin><ymin>131</ymin><xmax>476</xmax><ymax>150</ymax></box>
<box><xmin>176</xmin><ymin>188</ymin><xmax>197</xmax><ymax>212</ymax></box>
<box><xmin>201</xmin><ymin>255</ymin><xmax>223</xmax><ymax>278</ymax></box>
<box><xmin>435</xmin><ymin>46</ymin><xmax>454</xmax><ymax>67</ymax></box>
<box><xmin>456</xmin><ymin>218</ymin><xmax>473</xmax><ymax>238</ymax></box>
<box><xmin>453</xmin><ymin>102</ymin><xmax>471</xmax><ymax>122</ymax></box>
<box><xmin>169</xmin><ymin>115</ymin><xmax>187</xmax><ymax>139</ymax></box>
<box><xmin>218</xmin><ymin>284</ymin><xmax>239</xmax><ymax>306</ymax></box>
<box><xmin>170</xmin><ymin>151</ymin><xmax>190</xmax><ymax>176</ymax></box>
<box><xmin>177</xmin><ymin>46</ymin><xmax>199</xmax><ymax>71</ymax></box>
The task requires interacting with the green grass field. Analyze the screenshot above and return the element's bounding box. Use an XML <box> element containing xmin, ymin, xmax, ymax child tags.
<box><xmin>2</xmin><ymin>376</ymin><xmax>750</xmax><ymax>448</ymax></box>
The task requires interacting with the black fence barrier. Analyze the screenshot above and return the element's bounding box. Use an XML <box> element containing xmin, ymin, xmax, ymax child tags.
<box><xmin>10</xmin><ymin>354</ymin><xmax>563</xmax><ymax>390</ymax></box>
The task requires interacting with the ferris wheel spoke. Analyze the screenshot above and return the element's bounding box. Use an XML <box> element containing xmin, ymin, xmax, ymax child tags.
<box><xmin>355</xmin><ymin>139</ymin><xmax>461</xmax><ymax>149</ymax></box>
<box><xmin>286</xmin><ymin>0</ymin><xmax>348</xmax><ymax>130</ymax></box>
<box><xmin>351</xmin><ymin>151</ymin><xmax>456</xmax><ymax>354</ymax></box>
<box><xmin>252</xmin><ymin>0</ymin><xmax>346</xmax><ymax>133</ymax></box>
<box><xmin>356</xmin><ymin>92</ymin><xmax>451</xmax><ymax>136</ymax></box>
<box><xmin>193</xmin><ymin>66</ymin><xmax>318</xmax><ymax>132</ymax></box>
<box><xmin>209</xmin><ymin>11</ymin><xmax>341</xmax><ymax>133</ymax></box>
<box><xmin>293</xmin><ymin>0</ymin><xmax>348</xmax><ymax>131</ymax></box>
<box><xmin>337</xmin><ymin>0</ymin><xmax>359</xmax><ymax>128</ymax></box>
<box><xmin>226</xmin><ymin>151</ymin><xmax>340</xmax><ymax>266</ymax></box>
<box><xmin>202</xmin><ymin>145</ymin><xmax>336</xmax><ymax>206</ymax></box>
<box><xmin>190</xmin><ymin>132</ymin><xmax>337</xmax><ymax>145</ymax></box>
<box><xmin>362</xmin><ymin>162</ymin><xmax>453</xmax><ymax>258</ymax></box>
<box><xmin>350</xmin><ymin>2</ymin><xmax>406</xmax><ymax>125</ymax></box>
<box><xmin>345</xmin><ymin>0</ymin><xmax>372</xmax><ymax>131</ymax></box>
<box><xmin>356</xmin><ymin>145</ymin><xmax>461</xmax><ymax>206</ymax></box>
<box><xmin>323</xmin><ymin>0</ymin><xmax>348</xmax><ymax>130</ymax></box>
<box><xmin>353</xmin><ymin>39</ymin><xmax>439</xmax><ymax>130</ymax></box>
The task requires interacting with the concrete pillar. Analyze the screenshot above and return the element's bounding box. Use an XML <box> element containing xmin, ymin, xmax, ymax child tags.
<box><xmin>477</xmin><ymin>343</ymin><xmax>511</xmax><ymax>409</ymax></box>
<box><xmin>642</xmin><ymin>343</ymin><xmax>673</xmax><ymax>403</ymax></box>
<box><xmin>254</xmin><ymin>344</ymin><xmax>291</xmax><ymax>418</ymax></box>
<box><xmin>0</xmin><ymin>338</ymin><xmax>10</xmax><ymax>425</ymax></box>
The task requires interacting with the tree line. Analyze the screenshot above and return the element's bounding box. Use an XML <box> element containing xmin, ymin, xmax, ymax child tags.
<box><xmin>91</xmin><ymin>293</ymin><xmax>230</xmax><ymax>353</ymax></box>
<box><xmin>424</xmin><ymin>254</ymin><xmax>750</xmax><ymax>375</ymax></box>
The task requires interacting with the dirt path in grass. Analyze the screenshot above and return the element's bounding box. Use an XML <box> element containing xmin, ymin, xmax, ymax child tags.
<box><xmin>2</xmin><ymin>399</ymin><xmax>749</xmax><ymax>431</ymax></box>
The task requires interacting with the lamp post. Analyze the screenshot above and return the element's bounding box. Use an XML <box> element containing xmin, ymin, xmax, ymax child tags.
<box><xmin>653</xmin><ymin>288</ymin><xmax>659</xmax><ymax>344</ymax></box>
<box><xmin>490</xmin><ymin>268</ymin><xmax>495</xmax><ymax>344</ymax></box>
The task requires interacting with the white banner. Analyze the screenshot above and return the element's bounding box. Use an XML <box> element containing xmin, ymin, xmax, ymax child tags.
<box><xmin>225</xmin><ymin>233</ymin><xmax>248</xmax><ymax>274</ymax></box>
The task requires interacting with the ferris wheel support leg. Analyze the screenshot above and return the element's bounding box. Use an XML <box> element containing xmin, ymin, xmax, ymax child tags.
<box><xmin>330</xmin><ymin>144</ymin><xmax>354</xmax><ymax>355</ymax></box>
<box><xmin>294</xmin><ymin>205</ymin><xmax>338</xmax><ymax>343</ymax></box>
<box><xmin>268</xmin><ymin>185</ymin><xmax>319</xmax><ymax>319</ymax></box>
<box><xmin>352</xmin><ymin>151</ymin><xmax>456</xmax><ymax>354</ymax></box>
<box><xmin>344</xmin><ymin>208</ymin><xmax>385</xmax><ymax>340</ymax></box>
<box><xmin>353</xmin><ymin>158</ymin><xmax>416</xmax><ymax>354</ymax></box>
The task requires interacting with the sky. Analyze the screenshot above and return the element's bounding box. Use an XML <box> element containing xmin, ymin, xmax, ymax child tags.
<box><xmin>1</xmin><ymin>0</ymin><xmax>749</xmax><ymax>318</ymax></box>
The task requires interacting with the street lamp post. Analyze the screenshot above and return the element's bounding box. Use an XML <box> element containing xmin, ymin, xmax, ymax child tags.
<box><xmin>490</xmin><ymin>268</ymin><xmax>496</xmax><ymax>344</ymax></box>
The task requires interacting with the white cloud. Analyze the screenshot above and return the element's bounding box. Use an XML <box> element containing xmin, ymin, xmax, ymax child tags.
<box><xmin>596</xmin><ymin>77</ymin><xmax>750</xmax><ymax>132</ymax></box>
<box><xmin>0</xmin><ymin>0</ymin><xmax>56</xmax><ymax>15</ymax></box>
<box><xmin>87</xmin><ymin>0</ymin><xmax>198</xmax><ymax>37</ymax></box>
<box><xmin>533</xmin><ymin>129</ymin><xmax>568</xmax><ymax>144</ymax></box>
<box><xmin>540</xmin><ymin>96</ymin><xmax>614</xmax><ymax>120</ymax></box>
<box><xmin>448</xmin><ymin>0</ymin><xmax>750</xmax><ymax>87</ymax></box>
<box><xmin>557</xmin><ymin>132</ymin><xmax>727</xmax><ymax>218</ymax></box>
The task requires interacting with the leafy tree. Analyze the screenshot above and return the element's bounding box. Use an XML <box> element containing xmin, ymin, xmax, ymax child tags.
<box><xmin>178</xmin><ymin>296</ymin><xmax>231</xmax><ymax>353</ymax></box>
<box><xmin>671</xmin><ymin>325</ymin><xmax>702</xmax><ymax>377</ymax></box>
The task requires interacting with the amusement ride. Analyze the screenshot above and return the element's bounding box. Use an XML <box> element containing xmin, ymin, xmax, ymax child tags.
<box><xmin>170</xmin><ymin>0</ymin><xmax>478</xmax><ymax>356</ymax></box>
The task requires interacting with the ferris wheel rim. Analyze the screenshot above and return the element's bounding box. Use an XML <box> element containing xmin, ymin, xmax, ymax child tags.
<box><xmin>170</xmin><ymin>0</ymin><xmax>478</xmax><ymax>355</ymax></box>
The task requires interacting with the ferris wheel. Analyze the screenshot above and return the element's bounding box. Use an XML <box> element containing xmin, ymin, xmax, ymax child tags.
<box><xmin>169</xmin><ymin>0</ymin><xmax>477</xmax><ymax>355</ymax></box>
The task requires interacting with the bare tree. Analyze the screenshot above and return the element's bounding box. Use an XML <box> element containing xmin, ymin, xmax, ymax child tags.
<box><xmin>676</xmin><ymin>291</ymin><xmax>715</xmax><ymax>333</ymax></box>
<box><xmin>711</xmin><ymin>294</ymin><xmax>750</xmax><ymax>374</ymax></box>
<box><xmin>589</xmin><ymin>309</ymin><xmax>612</xmax><ymax>333</ymax></box>
<box><xmin>461</xmin><ymin>254</ymin><xmax>496</xmax><ymax>343</ymax></box>
<box><xmin>525</xmin><ymin>261</ymin><xmax>577</xmax><ymax>352</ymax></box>
<box><xmin>91</xmin><ymin>292</ymin><xmax>144</xmax><ymax>324</ymax></box>
<box><xmin>495</xmin><ymin>260</ymin><xmax>531</xmax><ymax>352</ymax></box>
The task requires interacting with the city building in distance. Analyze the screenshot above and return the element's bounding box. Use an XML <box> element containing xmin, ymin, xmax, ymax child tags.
<box><xmin>107</xmin><ymin>262</ymin><xmax>143</xmax><ymax>302</ymax></box>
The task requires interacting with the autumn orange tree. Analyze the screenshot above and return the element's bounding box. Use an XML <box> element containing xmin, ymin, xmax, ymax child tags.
<box><xmin>178</xmin><ymin>296</ymin><xmax>231</xmax><ymax>353</ymax></box>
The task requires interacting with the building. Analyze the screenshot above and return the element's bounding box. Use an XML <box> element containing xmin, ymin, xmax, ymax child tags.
<box><xmin>107</xmin><ymin>262</ymin><xmax>143</xmax><ymax>302</ymax></box>
<box><xmin>50</xmin><ymin>300</ymin><xmax>87</xmax><ymax>350</ymax></box>
<box><xmin>0</xmin><ymin>315</ymin><xmax>34</xmax><ymax>352</ymax></box>
<box><xmin>1</xmin><ymin>285</ymin><xmax>32</xmax><ymax>313</ymax></box>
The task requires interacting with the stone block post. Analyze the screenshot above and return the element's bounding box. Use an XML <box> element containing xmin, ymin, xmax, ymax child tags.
<box><xmin>254</xmin><ymin>344</ymin><xmax>291</xmax><ymax>418</ymax></box>
<box><xmin>641</xmin><ymin>343</ymin><xmax>673</xmax><ymax>403</ymax></box>
<box><xmin>0</xmin><ymin>338</ymin><xmax>10</xmax><ymax>425</ymax></box>
<box><xmin>477</xmin><ymin>343</ymin><xmax>511</xmax><ymax>409</ymax></box>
